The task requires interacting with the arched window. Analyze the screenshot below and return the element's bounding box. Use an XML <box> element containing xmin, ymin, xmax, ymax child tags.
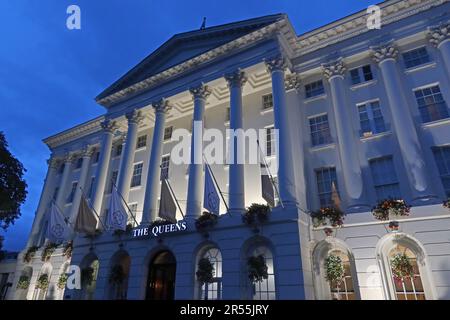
<box><xmin>106</xmin><ymin>251</ymin><xmax>131</xmax><ymax>300</ymax></box>
<box><xmin>327</xmin><ymin>250</ymin><xmax>356</xmax><ymax>300</ymax></box>
<box><xmin>249</xmin><ymin>245</ymin><xmax>275</xmax><ymax>300</ymax></box>
<box><xmin>388</xmin><ymin>245</ymin><xmax>425</xmax><ymax>300</ymax></box>
<box><xmin>15</xmin><ymin>267</ymin><xmax>33</xmax><ymax>300</ymax></box>
<box><xmin>77</xmin><ymin>254</ymin><xmax>100</xmax><ymax>300</ymax></box>
<box><xmin>33</xmin><ymin>264</ymin><xmax>52</xmax><ymax>300</ymax></box>
<box><xmin>197</xmin><ymin>247</ymin><xmax>222</xmax><ymax>300</ymax></box>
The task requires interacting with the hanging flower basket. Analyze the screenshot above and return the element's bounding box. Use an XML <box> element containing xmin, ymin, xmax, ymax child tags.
<box><xmin>23</xmin><ymin>246</ymin><xmax>38</xmax><ymax>263</ymax></box>
<box><xmin>443</xmin><ymin>199</ymin><xmax>450</xmax><ymax>209</ymax></box>
<box><xmin>195</xmin><ymin>212</ymin><xmax>218</xmax><ymax>232</ymax></box>
<box><xmin>324</xmin><ymin>227</ymin><xmax>333</xmax><ymax>237</ymax></box>
<box><xmin>150</xmin><ymin>219</ymin><xmax>172</xmax><ymax>229</ymax></box>
<box><xmin>57</xmin><ymin>273</ymin><xmax>68</xmax><ymax>290</ymax></box>
<box><xmin>311</xmin><ymin>207</ymin><xmax>346</xmax><ymax>228</ymax></box>
<box><xmin>391</xmin><ymin>253</ymin><xmax>414</xmax><ymax>281</ymax></box>
<box><xmin>324</xmin><ymin>254</ymin><xmax>345</xmax><ymax>287</ymax></box>
<box><xmin>36</xmin><ymin>274</ymin><xmax>49</xmax><ymax>290</ymax></box>
<box><xmin>247</xmin><ymin>255</ymin><xmax>268</xmax><ymax>283</ymax></box>
<box><xmin>41</xmin><ymin>243</ymin><xmax>59</xmax><ymax>262</ymax></box>
<box><xmin>242</xmin><ymin>204</ymin><xmax>271</xmax><ymax>227</ymax></box>
<box><xmin>372</xmin><ymin>199</ymin><xmax>410</xmax><ymax>221</ymax></box>
<box><xmin>62</xmin><ymin>241</ymin><xmax>73</xmax><ymax>259</ymax></box>
<box><xmin>17</xmin><ymin>275</ymin><xmax>30</xmax><ymax>290</ymax></box>
<box><xmin>196</xmin><ymin>258</ymin><xmax>214</xmax><ymax>285</ymax></box>
<box><xmin>81</xmin><ymin>267</ymin><xmax>94</xmax><ymax>286</ymax></box>
<box><xmin>109</xmin><ymin>265</ymin><xmax>125</xmax><ymax>285</ymax></box>
<box><xmin>388</xmin><ymin>221</ymin><xmax>400</xmax><ymax>232</ymax></box>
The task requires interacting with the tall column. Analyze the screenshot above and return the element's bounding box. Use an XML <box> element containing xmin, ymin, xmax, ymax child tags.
<box><xmin>322</xmin><ymin>58</ymin><xmax>364</xmax><ymax>208</ymax></box>
<box><xmin>141</xmin><ymin>99</ymin><xmax>172</xmax><ymax>224</ymax></box>
<box><xmin>225</xmin><ymin>70</ymin><xmax>247</xmax><ymax>215</ymax></box>
<box><xmin>69</xmin><ymin>146</ymin><xmax>94</xmax><ymax>225</ymax></box>
<box><xmin>186</xmin><ymin>84</ymin><xmax>211</xmax><ymax>219</ymax></box>
<box><xmin>371</xmin><ymin>43</ymin><xmax>433</xmax><ymax>201</ymax></box>
<box><xmin>265</xmin><ymin>55</ymin><xmax>298</xmax><ymax>207</ymax></box>
<box><xmin>91</xmin><ymin>119</ymin><xmax>117</xmax><ymax>216</ymax></box>
<box><xmin>429</xmin><ymin>22</ymin><xmax>450</xmax><ymax>76</ymax></box>
<box><xmin>55</xmin><ymin>153</ymin><xmax>75</xmax><ymax>209</ymax></box>
<box><xmin>117</xmin><ymin>109</ymin><xmax>143</xmax><ymax>200</ymax></box>
<box><xmin>27</xmin><ymin>157</ymin><xmax>60</xmax><ymax>247</ymax></box>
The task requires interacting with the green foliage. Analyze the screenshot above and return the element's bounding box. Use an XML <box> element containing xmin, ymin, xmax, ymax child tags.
<box><xmin>311</xmin><ymin>207</ymin><xmax>346</xmax><ymax>228</ymax></box>
<box><xmin>23</xmin><ymin>246</ymin><xmax>38</xmax><ymax>263</ymax></box>
<box><xmin>41</xmin><ymin>243</ymin><xmax>58</xmax><ymax>262</ymax></box>
<box><xmin>372</xmin><ymin>199</ymin><xmax>410</xmax><ymax>221</ymax></box>
<box><xmin>391</xmin><ymin>253</ymin><xmax>414</xmax><ymax>281</ymax></box>
<box><xmin>62</xmin><ymin>241</ymin><xmax>73</xmax><ymax>259</ymax></box>
<box><xmin>242</xmin><ymin>204</ymin><xmax>270</xmax><ymax>226</ymax></box>
<box><xmin>324</xmin><ymin>254</ymin><xmax>345</xmax><ymax>285</ymax></box>
<box><xmin>36</xmin><ymin>274</ymin><xmax>49</xmax><ymax>290</ymax></box>
<box><xmin>57</xmin><ymin>273</ymin><xmax>68</xmax><ymax>290</ymax></box>
<box><xmin>17</xmin><ymin>275</ymin><xmax>30</xmax><ymax>290</ymax></box>
<box><xmin>196</xmin><ymin>258</ymin><xmax>214</xmax><ymax>285</ymax></box>
<box><xmin>0</xmin><ymin>131</ymin><xmax>27</xmax><ymax>230</ymax></box>
<box><xmin>195</xmin><ymin>212</ymin><xmax>218</xmax><ymax>231</ymax></box>
<box><xmin>247</xmin><ymin>255</ymin><xmax>268</xmax><ymax>283</ymax></box>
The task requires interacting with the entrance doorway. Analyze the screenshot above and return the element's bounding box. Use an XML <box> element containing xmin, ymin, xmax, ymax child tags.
<box><xmin>146</xmin><ymin>251</ymin><xmax>176</xmax><ymax>300</ymax></box>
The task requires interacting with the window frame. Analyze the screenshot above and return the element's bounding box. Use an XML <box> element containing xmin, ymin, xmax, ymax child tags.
<box><xmin>402</xmin><ymin>46</ymin><xmax>431</xmax><ymax>69</ymax></box>
<box><xmin>413</xmin><ymin>84</ymin><xmax>449</xmax><ymax>124</ymax></box>
<box><xmin>315</xmin><ymin>167</ymin><xmax>338</xmax><ymax>208</ymax></box>
<box><xmin>304</xmin><ymin>80</ymin><xmax>325</xmax><ymax>99</ymax></box>
<box><xmin>136</xmin><ymin>135</ymin><xmax>147</xmax><ymax>150</ymax></box>
<box><xmin>369</xmin><ymin>155</ymin><xmax>401</xmax><ymax>202</ymax></box>
<box><xmin>309</xmin><ymin>113</ymin><xmax>333</xmax><ymax>147</ymax></box>
<box><xmin>357</xmin><ymin>99</ymin><xmax>387</xmax><ymax>137</ymax></box>
<box><xmin>130</xmin><ymin>162</ymin><xmax>143</xmax><ymax>188</ymax></box>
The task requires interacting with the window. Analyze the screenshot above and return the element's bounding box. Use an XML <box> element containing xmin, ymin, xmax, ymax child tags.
<box><xmin>164</xmin><ymin>126</ymin><xmax>173</xmax><ymax>141</ymax></box>
<box><xmin>67</xmin><ymin>182</ymin><xmax>78</xmax><ymax>203</ymax></box>
<box><xmin>136</xmin><ymin>135</ymin><xmax>147</xmax><ymax>149</ymax></box>
<box><xmin>369</xmin><ymin>156</ymin><xmax>401</xmax><ymax>201</ymax></box>
<box><xmin>115</xmin><ymin>144</ymin><xmax>123</xmax><ymax>157</ymax></box>
<box><xmin>265</xmin><ymin>126</ymin><xmax>276</xmax><ymax>157</ymax></box>
<box><xmin>305</xmin><ymin>80</ymin><xmax>325</xmax><ymax>99</ymax></box>
<box><xmin>52</xmin><ymin>187</ymin><xmax>59</xmax><ymax>201</ymax></box>
<box><xmin>128</xmin><ymin>203</ymin><xmax>138</xmax><ymax>226</ymax></box>
<box><xmin>414</xmin><ymin>85</ymin><xmax>449</xmax><ymax>123</ymax></box>
<box><xmin>199</xmin><ymin>248</ymin><xmax>222</xmax><ymax>300</ymax></box>
<box><xmin>225</xmin><ymin>107</ymin><xmax>230</xmax><ymax>123</ymax></box>
<box><xmin>108</xmin><ymin>171</ymin><xmax>118</xmax><ymax>194</ymax></box>
<box><xmin>328</xmin><ymin>251</ymin><xmax>357</xmax><ymax>300</ymax></box>
<box><xmin>309</xmin><ymin>114</ymin><xmax>332</xmax><ymax>146</ymax></box>
<box><xmin>250</xmin><ymin>246</ymin><xmax>276</xmax><ymax>300</ymax></box>
<box><xmin>88</xmin><ymin>177</ymin><xmax>95</xmax><ymax>199</ymax></box>
<box><xmin>315</xmin><ymin>168</ymin><xmax>338</xmax><ymax>207</ymax></box>
<box><xmin>389</xmin><ymin>245</ymin><xmax>426</xmax><ymax>300</ymax></box>
<box><xmin>357</xmin><ymin>100</ymin><xmax>386</xmax><ymax>136</ymax></box>
<box><xmin>76</xmin><ymin>158</ymin><xmax>83</xmax><ymax>169</ymax></box>
<box><xmin>349</xmin><ymin>65</ymin><xmax>373</xmax><ymax>85</ymax></box>
<box><xmin>130</xmin><ymin>163</ymin><xmax>143</xmax><ymax>188</ymax></box>
<box><xmin>160</xmin><ymin>155</ymin><xmax>170</xmax><ymax>180</ymax></box>
<box><xmin>432</xmin><ymin>146</ymin><xmax>450</xmax><ymax>197</ymax></box>
<box><xmin>262</xmin><ymin>93</ymin><xmax>273</xmax><ymax>110</ymax></box>
<box><xmin>93</xmin><ymin>151</ymin><xmax>100</xmax><ymax>163</ymax></box>
<box><xmin>403</xmin><ymin>47</ymin><xmax>430</xmax><ymax>69</ymax></box>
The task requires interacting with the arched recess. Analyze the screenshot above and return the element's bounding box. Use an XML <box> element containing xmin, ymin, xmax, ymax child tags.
<box><xmin>376</xmin><ymin>233</ymin><xmax>436</xmax><ymax>300</ymax></box>
<box><xmin>56</xmin><ymin>262</ymin><xmax>70</xmax><ymax>300</ymax></box>
<box><xmin>105</xmin><ymin>250</ymin><xmax>131</xmax><ymax>300</ymax></box>
<box><xmin>33</xmin><ymin>263</ymin><xmax>53</xmax><ymax>300</ymax></box>
<box><xmin>76</xmin><ymin>252</ymin><xmax>100</xmax><ymax>300</ymax></box>
<box><xmin>194</xmin><ymin>241</ymin><xmax>222</xmax><ymax>300</ymax></box>
<box><xmin>312</xmin><ymin>238</ymin><xmax>360</xmax><ymax>300</ymax></box>
<box><xmin>145</xmin><ymin>249</ymin><xmax>177</xmax><ymax>300</ymax></box>
<box><xmin>15</xmin><ymin>266</ymin><xmax>33</xmax><ymax>300</ymax></box>
<box><xmin>240</xmin><ymin>236</ymin><xmax>277</xmax><ymax>300</ymax></box>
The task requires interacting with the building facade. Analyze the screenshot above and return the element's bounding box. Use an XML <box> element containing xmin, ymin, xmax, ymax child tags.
<box><xmin>8</xmin><ymin>0</ymin><xmax>450</xmax><ymax>300</ymax></box>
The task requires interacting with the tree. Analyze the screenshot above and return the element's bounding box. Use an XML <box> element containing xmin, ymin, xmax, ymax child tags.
<box><xmin>0</xmin><ymin>132</ymin><xmax>27</xmax><ymax>230</ymax></box>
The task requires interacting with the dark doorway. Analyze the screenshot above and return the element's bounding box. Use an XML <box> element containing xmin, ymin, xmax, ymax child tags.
<box><xmin>146</xmin><ymin>251</ymin><xmax>176</xmax><ymax>300</ymax></box>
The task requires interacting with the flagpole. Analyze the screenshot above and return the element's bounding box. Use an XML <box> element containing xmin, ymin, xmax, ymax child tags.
<box><xmin>257</xmin><ymin>139</ymin><xmax>284</xmax><ymax>209</ymax></box>
<box><xmin>165</xmin><ymin>178</ymin><xmax>185</xmax><ymax>219</ymax></box>
<box><xmin>111</xmin><ymin>180</ymin><xmax>140</xmax><ymax>227</ymax></box>
<box><xmin>51</xmin><ymin>200</ymin><xmax>74</xmax><ymax>227</ymax></box>
<box><xmin>202</xmin><ymin>155</ymin><xmax>230</xmax><ymax>214</ymax></box>
<box><xmin>79</xmin><ymin>186</ymin><xmax>107</xmax><ymax>231</ymax></box>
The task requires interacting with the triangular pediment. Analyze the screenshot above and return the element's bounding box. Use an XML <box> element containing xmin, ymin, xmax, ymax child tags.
<box><xmin>96</xmin><ymin>14</ymin><xmax>285</xmax><ymax>101</ymax></box>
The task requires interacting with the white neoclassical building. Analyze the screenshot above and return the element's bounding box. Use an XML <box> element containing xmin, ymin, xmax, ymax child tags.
<box><xmin>8</xmin><ymin>0</ymin><xmax>450</xmax><ymax>300</ymax></box>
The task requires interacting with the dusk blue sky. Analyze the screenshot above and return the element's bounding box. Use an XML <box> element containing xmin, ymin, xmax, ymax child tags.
<box><xmin>0</xmin><ymin>0</ymin><xmax>377</xmax><ymax>251</ymax></box>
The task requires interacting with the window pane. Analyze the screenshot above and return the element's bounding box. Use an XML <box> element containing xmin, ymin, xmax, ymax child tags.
<box><xmin>415</xmin><ymin>85</ymin><xmax>449</xmax><ymax>123</ymax></box>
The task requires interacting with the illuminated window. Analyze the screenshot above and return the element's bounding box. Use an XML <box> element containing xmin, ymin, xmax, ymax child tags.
<box><xmin>199</xmin><ymin>248</ymin><xmax>222</xmax><ymax>300</ymax></box>
<box><xmin>327</xmin><ymin>251</ymin><xmax>357</xmax><ymax>300</ymax></box>
<box><xmin>250</xmin><ymin>246</ymin><xmax>276</xmax><ymax>300</ymax></box>
<box><xmin>262</xmin><ymin>93</ymin><xmax>273</xmax><ymax>110</ymax></box>
<box><xmin>160</xmin><ymin>155</ymin><xmax>170</xmax><ymax>180</ymax></box>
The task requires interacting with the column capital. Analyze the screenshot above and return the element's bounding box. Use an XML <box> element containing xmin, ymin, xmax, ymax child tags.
<box><xmin>284</xmin><ymin>73</ymin><xmax>302</xmax><ymax>91</ymax></box>
<box><xmin>47</xmin><ymin>157</ymin><xmax>60</xmax><ymax>169</ymax></box>
<box><xmin>264</xmin><ymin>54</ymin><xmax>288</xmax><ymax>73</ymax></box>
<box><xmin>370</xmin><ymin>42</ymin><xmax>399</xmax><ymax>64</ymax></box>
<box><xmin>125</xmin><ymin>109</ymin><xmax>144</xmax><ymax>125</ymax></box>
<box><xmin>322</xmin><ymin>58</ymin><xmax>346</xmax><ymax>80</ymax></box>
<box><xmin>101</xmin><ymin>119</ymin><xmax>118</xmax><ymax>133</ymax></box>
<box><xmin>152</xmin><ymin>98</ymin><xmax>172</xmax><ymax>114</ymax></box>
<box><xmin>189</xmin><ymin>84</ymin><xmax>212</xmax><ymax>100</ymax></box>
<box><xmin>80</xmin><ymin>145</ymin><xmax>95</xmax><ymax>158</ymax></box>
<box><xmin>224</xmin><ymin>70</ymin><xmax>247</xmax><ymax>88</ymax></box>
<box><xmin>63</xmin><ymin>152</ymin><xmax>76</xmax><ymax>163</ymax></box>
<box><xmin>428</xmin><ymin>22</ymin><xmax>450</xmax><ymax>48</ymax></box>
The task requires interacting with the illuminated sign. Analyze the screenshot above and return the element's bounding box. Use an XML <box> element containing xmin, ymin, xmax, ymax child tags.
<box><xmin>132</xmin><ymin>221</ymin><xmax>187</xmax><ymax>238</ymax></box>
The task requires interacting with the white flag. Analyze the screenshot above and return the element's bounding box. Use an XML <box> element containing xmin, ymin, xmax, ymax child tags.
<box><xmin>203</xmin><ymin>164</ymin><xmax>220</xmax><ymax>214</ymax></box>
<box><xmin>106</xmin><ymin>187</ymin><xmax>128</xmax><ymax>231</ymax></box>
<box><xmin>46</xmin><ymin>203</ymin><xmax>70</xmax><ymax>243</ymax></box>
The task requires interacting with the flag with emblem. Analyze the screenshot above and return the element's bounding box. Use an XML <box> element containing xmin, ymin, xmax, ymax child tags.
<box><xmin>46</xmin><ymin>202</ymin><xmax>70</xmax><ymax>243</ymax></box>
<box><xmin>106</xmin><ymin>186</ymin><xmax>128</xmax><ymax>231</ymax></box>
<box><xmin>203</xmin><ymin>164</ymin><xmax>220</xmax><ymax>214</ymax></box>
